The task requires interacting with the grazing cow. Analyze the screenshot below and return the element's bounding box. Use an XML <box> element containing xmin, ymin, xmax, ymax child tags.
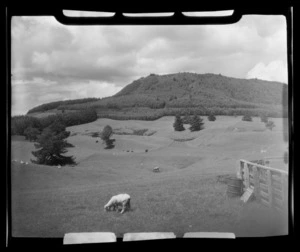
<box><xmin>104</xmin><ymin>193</ymin><xmax>131</xmax><ymax>214</ymax></box>
<box><xmin>20</xmin><ymin>161</ymin><xmax>24</xmax><ymax>164</ymax></box>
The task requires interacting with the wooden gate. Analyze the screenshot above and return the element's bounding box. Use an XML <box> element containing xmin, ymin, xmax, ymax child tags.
<box><xmin>238</xmin><ymin>159</ymin><xmax>288</xmax><ymax>211</ymax></box>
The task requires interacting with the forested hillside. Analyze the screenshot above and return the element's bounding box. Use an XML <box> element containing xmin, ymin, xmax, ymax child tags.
<box><xmin>26</xmin><ymin>73</ymin><xmax>288</xmax><ymax>119</ymax></box>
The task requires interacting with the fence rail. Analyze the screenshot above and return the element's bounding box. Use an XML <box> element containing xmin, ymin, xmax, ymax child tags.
<box><xmin>238</xmin><ymin>159</ymin><xmax>288</xmax><ymax>211</ymax></box>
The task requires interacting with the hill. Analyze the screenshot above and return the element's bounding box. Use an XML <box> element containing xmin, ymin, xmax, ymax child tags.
<box><xmin>115</xmin><ymin>73</ymin><xmax>287</xmax><ymax>106</ymax></box>
<box><xmin>26</xmin><ymin>73</ymin><xmax>288</xmax><ymax>119</ymax></box>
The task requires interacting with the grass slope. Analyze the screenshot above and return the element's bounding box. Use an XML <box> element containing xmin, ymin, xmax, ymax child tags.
<box><xmin>11</xmin><ymin>116</ymin><xmax>288</xmax><ymax>237</ymax></box>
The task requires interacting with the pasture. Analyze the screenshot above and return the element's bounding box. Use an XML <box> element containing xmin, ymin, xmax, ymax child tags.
<box><xmin>11</xmin><ymin>116</ymin><xmax>288</xmax><ymax>238</ymax></box>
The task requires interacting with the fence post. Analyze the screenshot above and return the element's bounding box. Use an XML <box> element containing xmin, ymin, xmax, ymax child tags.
<box><xmin>237</xmin><ymin>160</ymin><xmax>243</xmax><ymax>179</ymax></box>
<box><xmin>252</xmin><ymin>166</ymin><xmax>260</xmax><ymax>201</ymax></box>
<box><xmin>266</xmin><ymin>169</ymin><xmax>273</xmax><ymax>206</ymax></box>
<box><xmin>244</xmin><ymin>163</ymin><xmax>250</xmax><ymax>189</ymax></box>
<box><xmin>281</xmin><ymin>173</ymin><xmax>288</xmax><ymax>209</ymax></box>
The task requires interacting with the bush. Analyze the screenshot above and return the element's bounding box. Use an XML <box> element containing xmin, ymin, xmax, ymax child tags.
<box><xmin>208</xmin><ymin>114</ymin><xmax>216</xmax><ymax>121</ymax></box>
<box><xmin>173</xmin><ymin>115</ymin><xmax>185</xmax><ymax>131</ymax></box>
<box><xmin>242</xmin><ymin>115</ymin><xmax>253</xmax><ymax>122</ymax></box>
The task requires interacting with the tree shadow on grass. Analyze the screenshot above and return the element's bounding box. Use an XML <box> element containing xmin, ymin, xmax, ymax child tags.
<box><xmin>104</xmin><ymin>139</ymin><xmax>116</xmax><ymax>149</ymax></box>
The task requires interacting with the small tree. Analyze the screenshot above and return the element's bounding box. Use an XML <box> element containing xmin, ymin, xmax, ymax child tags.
<box><xmin>189</xmin><ymin>115</ymin><xmax>204</xmax><ymax>132</ymax></box>
<box><xmin>242</xmin><ymin>114</ymin><xmax>253</xmax><ymax>122</ymax></box>
<box><xmin>265</xmin><ymin>120</ymin><xmax>275</xmax><ymax>131</ymax></box>
<box><xmin>101</xmin><ymin>125</ymin><xmax>115</xmax><ymax>149</ymax></box>
<box><xmin>24</xmin><ymin>127</ymin><xmax>40</xmax><ymax>142</ymax></box>
<box><xmin>208</xmin><ymin>114</ymin><xmax>216</xmax><ymax>121</ymax></box>
<box><xmin>173</xmin><ymin>115</ymin><xmax>185</xmax><ymax>131</ymax></box>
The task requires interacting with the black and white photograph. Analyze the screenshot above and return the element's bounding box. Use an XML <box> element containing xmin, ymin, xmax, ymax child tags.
<box><xmin>8</xmin><ymin>7</ymin><xmax>292</xmax><ymax>243</ymax></box>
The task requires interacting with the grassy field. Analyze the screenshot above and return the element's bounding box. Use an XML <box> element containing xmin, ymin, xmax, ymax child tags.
<box><xmin>11</xmin><ymin>116</ymin><xmax>289</xmax><ymax>238</ymax></box>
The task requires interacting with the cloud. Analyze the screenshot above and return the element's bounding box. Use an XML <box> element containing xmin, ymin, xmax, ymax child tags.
<box><xmin>10</xmin><ymin>15</ymin><xmax>287</xmax><ymax>115</ymax></box>
<box><xmin>246</xmin><ymin>60</ymin><xmax>288</xmax><ymax>83</ymax></box>
<box><xmin>11</xmin><ymin>77</ymin><xmax>122</xmax><ymax>115</ymax></box>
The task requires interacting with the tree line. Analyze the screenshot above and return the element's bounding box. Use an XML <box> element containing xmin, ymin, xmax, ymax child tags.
<box><xmin>27</xmin><ymin>98</ymin><xmax>100</xmax><ymax>114</ymax></box>
<box><xmin>11</xmin><ymin>109</ymin><xmax>98</xmax><ymax>138</ymax></box>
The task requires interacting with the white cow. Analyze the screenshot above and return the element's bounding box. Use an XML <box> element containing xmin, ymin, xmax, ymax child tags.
<box><xmin>104</xmin><ymin>193</ymin><xmax>131</xmax><ymax>214</ymax></box>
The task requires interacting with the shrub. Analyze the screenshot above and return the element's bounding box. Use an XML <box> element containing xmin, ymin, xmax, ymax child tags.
<box><xmin>242</xmin><ymin>115</ymin><xmax>253</xmax><ymax>122</ymax></box>
<box><xmin>173</xmin><ymin>115</ymin><xmax>185</xmax><ymax>131</ymax></box>
<box><xmin>208</xmin><ymin>114</ymin><xmax>216</xmax><ymax>121</ymax></box>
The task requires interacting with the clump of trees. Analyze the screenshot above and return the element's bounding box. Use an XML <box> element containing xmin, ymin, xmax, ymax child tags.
<box><xmin>101</xmin><ymin>125</ymin><xmax>115</xmax><ymax>149</ymax></box>
<box><xmin>31</xmin><ymin>120</ymin><xmax>75</xmax><ymax>166</ymax></box>
<box><xmin>173</xmin><ymin>114</ymin><xmax>204</xmax><ymax>132</ymax></box>
<box><xmin>173</xmin><ymin>115</ymin><xmax>185</xmax><ymax>131</ymax></box>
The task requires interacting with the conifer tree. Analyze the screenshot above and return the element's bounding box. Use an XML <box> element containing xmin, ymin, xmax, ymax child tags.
<box><xmin>189</xmin><ymin>115</ymin><xmax>204</xmax><ymax>132</ymax></box>
<box><xmin>101</xmin><ymin>125</ymin><xmax>115</xmax><ymax>149</ymax></box>
<box><xmin>173</xmin><ymin>115</ymin><xmax>185</xmax><ymax>131</ymax></box>
<box><xmin>31</xmin><ymin>123</ymin><xmax>75</xmax><ymax>166</ymax></box>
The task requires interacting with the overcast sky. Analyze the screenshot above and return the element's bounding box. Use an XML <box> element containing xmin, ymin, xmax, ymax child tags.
<box><xmin>11</xmin><ymin>13</ymin><xmax>287</xmax><ymax>116</ymax></box>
